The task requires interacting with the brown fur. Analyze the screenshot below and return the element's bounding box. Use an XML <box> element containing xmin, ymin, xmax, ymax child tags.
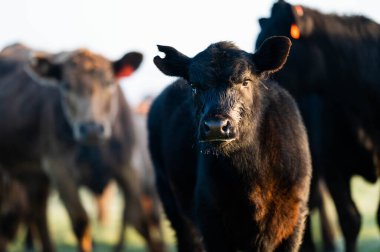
<box><xmin>0</xmin><ymin>43</ymin><xmax>163</xmax><ymax>252</ymax></box>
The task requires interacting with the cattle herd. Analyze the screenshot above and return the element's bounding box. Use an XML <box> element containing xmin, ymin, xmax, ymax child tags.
<box><xmin>0</xmin><ymin>0</ymin><xmax>379</xmax><ymax>251</ymax></box>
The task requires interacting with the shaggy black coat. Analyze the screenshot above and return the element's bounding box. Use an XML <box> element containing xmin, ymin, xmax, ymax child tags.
<box><xmin>148</xmin><ymin>37</ymin><xmax>312</xmax><ymax>252</ymax></box>
<box><xmin>256</xmin><ymin>1</ymin><xmax>380</xmax><ymax>251</ymax></box>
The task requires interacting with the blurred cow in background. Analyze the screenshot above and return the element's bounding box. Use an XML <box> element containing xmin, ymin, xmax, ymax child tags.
<box><xmin>0</xmin><ymin>43</ymin><xmax>165</xmax><ymax>252</ymax></box>
<box><xmin>0</xmin><ymin>169</ymin><xmax>29</xmax><ymax>251</ymax></box>
<box><xmin>256</xmin><ymin>1</ymin><xmax>380</xmax><ymax>251</ymax></box>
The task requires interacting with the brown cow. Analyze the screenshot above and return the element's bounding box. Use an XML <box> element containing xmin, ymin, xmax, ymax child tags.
<box><xmin>0</xmin><ymin>43</ymin><xmax>164</xmax><ymax>252</ymax></box>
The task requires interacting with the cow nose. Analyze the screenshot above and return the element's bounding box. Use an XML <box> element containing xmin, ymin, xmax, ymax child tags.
<box><xmin>79</xmin><ymin>122</ymin><xmax>105</xmax><ymax>139</ymax></box>
<box><xmin>202</xmin><ymin>118</ymin><xmax>236</xmax><ymax>141</ymax></box>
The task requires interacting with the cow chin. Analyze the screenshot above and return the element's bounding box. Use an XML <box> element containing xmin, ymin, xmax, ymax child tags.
<box><xmin>198</xmin><ymin>138</ymin><xmax>237</xmax><ymax>156</ymax></box>
<box><xmin>77</xmin><ymin>134</ymin><xmax>105</xmax><ymax>145</ymax></box>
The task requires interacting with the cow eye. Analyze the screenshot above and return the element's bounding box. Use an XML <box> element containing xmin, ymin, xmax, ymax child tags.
<box><xmin>242</xmin><ymin>79</ymin><xmax>251</xmax><ymax>87</ymax></box>
<box><xmin>190</xmin><ymin>83</ymin><xmax>200</xmax><ymax>93</ymax></box>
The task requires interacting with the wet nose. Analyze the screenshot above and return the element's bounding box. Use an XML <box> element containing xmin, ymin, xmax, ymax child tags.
<box><xmin>79</xmin><ymin>122</ymin><xmax>105</xmax><ymax>139</ymax></box>
<box><xmin>202</xmin><ymin>118</ymin><xmax>236</xmax><ymax>141</ymax></box>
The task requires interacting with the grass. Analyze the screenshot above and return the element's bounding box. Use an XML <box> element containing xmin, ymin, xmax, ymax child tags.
<box><xmin>7</xmin><ymin>177</ymin><xmax>380</xmax><ymax>252</ymax></box>
<box><xmin>310</xmin><ymin>176</ymin><xmax>380</xmax><ymax>252</ymax></box>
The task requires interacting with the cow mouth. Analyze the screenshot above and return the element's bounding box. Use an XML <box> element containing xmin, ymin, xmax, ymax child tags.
<box><xmin>77</xmin><ymin>135</ymin><xmax>105</xmax><ymax>145</ymax></box>
<box><xmin>198</xmin><ymin>137</ymin><xmax>238</xmax><ymax>155</ymax></box>
<box><xmin>199</xmin><ymin>138</ymin><xmax>237</xmax><ymax>143</ymax></box>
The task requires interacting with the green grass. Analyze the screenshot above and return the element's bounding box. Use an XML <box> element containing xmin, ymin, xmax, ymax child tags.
<box><xmin>7</xmin><ymin>177</ymin><xmax>380</xmax><ymax>251</ymax></box>
<box><xmin>8</xmin><ymin>185</ymin><xmax>176</xmax><ymax>252</ymax></box>
<box><xmin>310</xmin><ymin>176</ymin><xmax>380</xmax><ymax>252</ymax></box>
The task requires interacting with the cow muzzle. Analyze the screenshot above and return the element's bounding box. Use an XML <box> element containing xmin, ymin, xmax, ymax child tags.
<box><xmin>199</xmin><ymin>116</ymin><xmax>237</xmax><ymax>142</ymax></box>
<box><xmin>76</xmin><ymin>122</ymin><xmax>107</xmax><ymax>144</ymax></box>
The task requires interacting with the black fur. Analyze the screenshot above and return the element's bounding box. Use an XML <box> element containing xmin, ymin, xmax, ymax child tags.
<box><xmin>148</xmin><ymin>38</ymin><xmax>311</xmax><ymax>252</ymax></box>
<box><xmin>256</xmin><ymin>1</ymin><xmax>380</xmax><ymax>251</ymax></box>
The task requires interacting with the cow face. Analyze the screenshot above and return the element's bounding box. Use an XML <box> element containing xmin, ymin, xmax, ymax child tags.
<box><xmin>27</xmin><ymin>49</ymin><xmax>142</xmax><ymax>143</ymax></box>
<box><xmin>256</xmin><ymin>0</ymin><xmax>314</xmax><ymax>49</ymax></box>
<box><xmin>154</xmin><ymin>37</ymin><xmax>291</xmax><ymax>154</ymax></box>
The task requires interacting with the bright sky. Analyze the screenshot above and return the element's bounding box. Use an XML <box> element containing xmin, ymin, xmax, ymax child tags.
<box><xmin>1</xmin><ymin>0</ymin><xmax>379</xmax><ymax>106</ymax></box>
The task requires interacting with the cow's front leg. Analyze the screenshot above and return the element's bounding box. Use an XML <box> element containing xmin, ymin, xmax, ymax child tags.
<box><xmin>113</xmin><ymin>164</ymin><xmax>144</xmax><ymax>252</ymax></box>
<box><xmin>43</xmin><ymin>155</ymin><xmax>92</xmax><ymax>252</ymax></box>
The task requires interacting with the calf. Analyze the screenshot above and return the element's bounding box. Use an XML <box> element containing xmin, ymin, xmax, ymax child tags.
<box><xmin>0</xmin><ymin>43</ymin><xmax>164</xmax><ymax>252</ymax></box>
<box><xmin>256</xmin><ymin>1</ymin><xmax>380</xmax><ymax>251</ymax></box>
<box><xmin>148</xmin><ymin>36</ymin><xmax>311</xmax><ymax>251</ymax></box>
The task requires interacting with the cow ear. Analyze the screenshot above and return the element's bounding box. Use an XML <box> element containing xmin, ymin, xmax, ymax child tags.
<box><xmin>258</xmin><ymin>18</ymin><xmax>268</xmax><ymax>29</ymax></box>
<box><xmin>252</xmin><ymin>36</ymin><xmax>291</xmax><ymax>75</ymax></box>
<box><xmin>113</xmin><ymin>52</ymin><xmax>143</xmax><ymax>79</ymax></box>
<box><xmin>26</xmin><ymin>52</ymin><xmax>62</xmax><ymax>86</ymax></box>
<box><xmin>290</xmin><ymin>5</ymin><xmax>314</xmax><ymax>39</ymax></box>
<box><xmin>153</xmin><ymin>45</ymin><xmax>191</xmax><ymax>80</ymax></box>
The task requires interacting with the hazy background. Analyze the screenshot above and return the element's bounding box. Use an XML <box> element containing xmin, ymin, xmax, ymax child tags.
<box><xmin>0</xmin><ymin>0</ymin><xmax>379</xmax><ymax>106</ymax></box>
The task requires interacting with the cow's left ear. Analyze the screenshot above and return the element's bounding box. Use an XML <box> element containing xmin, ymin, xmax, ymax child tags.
<box><xmin>113</xmin><ymin>52</ymin><xmax>143</xmax><ymax>79</ymax></box>
<box><xmin>252</xmin><ymin>36</ymin><xmax>291</xmax><ymax>75</ymax></box>
<box><xmin>26</xmin><ymin>52</ymin><xmax>62</xmax><ymax>86</ymax></box>
<box><xmin>258</xmin><ymin>18</ymin><xmax>269</xmax><ymax>29</ymax></box>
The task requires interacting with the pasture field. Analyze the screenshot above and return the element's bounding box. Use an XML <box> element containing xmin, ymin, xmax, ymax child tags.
<box><xmin>7</xmin><ymin>177</ymin><xmax>380</xmax><ymax>252</ymax></box>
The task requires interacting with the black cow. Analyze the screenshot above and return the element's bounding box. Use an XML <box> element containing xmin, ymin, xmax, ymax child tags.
<box><xmin>256</xmin><ymin>1</ymin><xmax>380</xmax><ymax>251</ymax></box>
<box><xmin>0</xmin><ymin>43</ymin><xmax>164</xmax><ymax>252</ymax></box>
<box><xmin>148</xmin><ymin>36</ymin><xmax>312</xmax><ymax>252</ymax></box>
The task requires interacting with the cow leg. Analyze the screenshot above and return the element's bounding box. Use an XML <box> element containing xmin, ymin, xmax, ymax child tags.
<box><xmin>114</xmin><ymin>167</ymin><xmax>166</xmax><ymax>252</ymax></box>
<box><xmin>155</xmin><ymin>169</ymin><xmax>204</xmax><ymax>252</ymax></box>
<box><xmin>44</xmin><ymin>156</ymin><xmax>92</xmax><ymax>252</ymax></box>
<box><xmin>25</xmin><ymin>172</ymin><xmax>55</xmax><ymax>252</ymax></box>
<box><xmin>377</xmin><ymin>197</ymin><xmax>380</xmax><ymax>236</ymax></box>
<box><xmin>302</xmin><ymin>178</ymin><xmax>337</xmax><ymax>252</ymax></box>
<box><xmin>136</xmin><ymin>194</ymin><xmax>166</xmax><ymax>252</ymax></box>
<box><xmin>325</xmin><ymin>177</ymin><xmax>360</xmax><ymax>252</ymax></box>
<box><xmin>95</xmin><ymin>182</ymin><xmax>114</xmax><ymax>226</ymax></box>
<box><xmin>58</xmin><ymin>182</ymin><xmax>91</xmax><ymax>252</ymax></box>
<box><xmin>318</xmin><ymin>180</ymin><xmax>337</xmax><ymax>252</ymax></box>
<box><xmin>113</xmin><ymin>166</ymin><xmax>143</xmax><ymax>252</ymax></box>
<box><xmin>196</xmin><ymin>211</ymin><xmax>234</xmax><ymax>252</ymax></box>
<box><xmin>300</xmin><ymin>215</ymin><xmax>315</xmax><ymax>252</ymax></box>
<box><xmin>25</xmin><ymin>226</ymin><xmax>34</xmax><ymax>251</ymax></box>
<box><xmin>275</xmin><ymin>205</ymin><xmax>308</xmax><ymax>252</ymax></box>
<box><xmin>299</xmin><ymin>171</ymin><xmax>320</xmax><ymax>252</ymax></box>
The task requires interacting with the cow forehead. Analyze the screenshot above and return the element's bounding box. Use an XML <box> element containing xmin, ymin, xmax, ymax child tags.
<box><xmin>189</xmin><ymin>44</ymin><xmax>253</xmax><ymax>84</ymax></box>
<box><xmin>65</xmin><ymin>49</ymin><xmax>112</xmax><ymax>73</ymax></box>
<box><xmin>62</xmin><ymin>50</ymin><xmax>114</xmax><ymax>85</ymax></box>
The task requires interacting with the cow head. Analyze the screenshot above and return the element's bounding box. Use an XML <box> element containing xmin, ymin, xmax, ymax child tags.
<box><xmin>256</xmin><ymin>0</ymin><xmax>314</xmax><ymax>48</ymax></box>
<box><xmin>154</xmin><ymin>37</ymin><xmax>291</xmax><ymax>154</ymax></box>
<box><xmin>256</xmin><ymin>0</ymin><xmax>328</xmax><ymax>96</ymax></box>
<box><xmin>27</xmin><ymin>49</ymin><xmax>142</xmax><ymax>143</ymax></box>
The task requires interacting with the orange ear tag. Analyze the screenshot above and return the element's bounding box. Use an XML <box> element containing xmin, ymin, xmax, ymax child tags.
<box><xmin>295</xmin><ymin>6</ymin><xmax>304</xmax><ymax>16</ymax></box>
<box><xmin>290</xmin><ymin>24</ymin><xmax>300</xmax><ymax>39</ymax></box>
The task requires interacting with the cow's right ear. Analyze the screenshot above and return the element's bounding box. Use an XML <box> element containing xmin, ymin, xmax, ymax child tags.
<box><xmin>26</xmin><ymin>52</ymin><xmax>62</xmax><ymax>86</ymax></box>
<box><xmin>153</xmin><ymin>45</ymin><xmax>191</xmax><ymax>80</ymax></box>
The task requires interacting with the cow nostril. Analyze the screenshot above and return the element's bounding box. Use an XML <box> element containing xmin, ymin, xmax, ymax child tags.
<box><xmin>221</xmin><ymin>121</ymin><xmax>231</xmax><ymax>133</ymax></box>
<box><xmin>97</xmin><ymin>124</ymin><xmax>105</xmax><ymax>134</ymax></box>
<box><xmin>204</xmin><ymin>122</ymin><xmax>210</xmax><ymax>133</ymax></box>
<box><xmin>79</xmin><ymin>124</ymin><xmax>87</xmax><ymax>135</ymax></box>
